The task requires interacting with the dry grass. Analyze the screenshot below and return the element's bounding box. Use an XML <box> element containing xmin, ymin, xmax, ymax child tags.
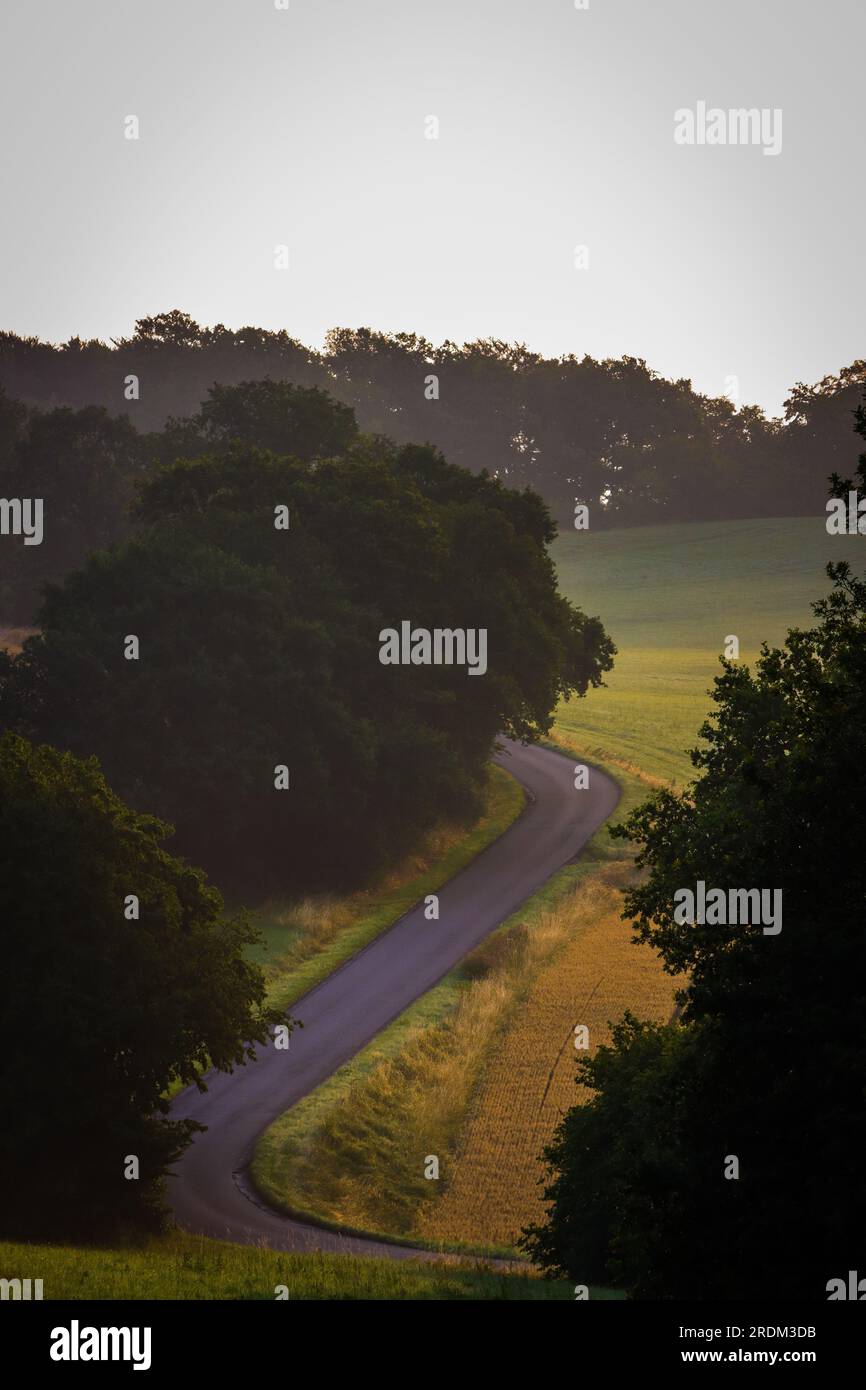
<box><xmin>256</xmin><ymin>971</ymin><xmax>513</xmax><ymax>1238</ymax></box>
<box><xmin>248</xmin><ymin>763</ymin><xmax>524</xmax><ymax>1010</ymax></box>
<box><xmin>546</xmin><ymin>727</ymin><xmax>678</xmax><ymax>793</ymax></box>
<box><xmin>414</xmin><ymin>864</ymin><xmax>676</xmax><ymax>1250</ymax></box>
<box><xmin>256</xmin><ymin>820</ymin><xmax>484</xmax><ymax>983</ymax></box>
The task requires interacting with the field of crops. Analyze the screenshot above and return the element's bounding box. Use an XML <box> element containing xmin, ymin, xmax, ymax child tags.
<box><xmin>251</xmin><ymin>878</ymin><xmax>570</xmax><ymax>1242</ymax></box>
<box><xmin>414</xmin><ymin>857</ymin><xmax>675</xmax><ymax>1249</ymax></box>
<box><xmin>552</xmin><ymin>516</ymin><xmax>863</xmax><ymax>786</ymax></box>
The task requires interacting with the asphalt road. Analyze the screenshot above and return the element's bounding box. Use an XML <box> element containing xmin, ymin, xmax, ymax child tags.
<box><xmin>168</xmin><ymin>738</ymin><xmax>620</xmax><ymax>1257</ymax></box>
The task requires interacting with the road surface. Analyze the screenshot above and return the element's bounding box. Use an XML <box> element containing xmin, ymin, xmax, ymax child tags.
<box><xmin>168</xmin><ymin>738</ymin><xmax>620</xmax><ymax>1257</ymax></box>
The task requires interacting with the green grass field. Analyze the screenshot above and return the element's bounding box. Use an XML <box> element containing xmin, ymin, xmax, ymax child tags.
<box><xmin>551</xmin><ymin>516</ymin><xmax>864</xmax><ymax>786</ymax></box>
<box><xmin>0</xmin><ymin>1233</ymin><xmax>590</xmax><ymax>1300</ymax></box>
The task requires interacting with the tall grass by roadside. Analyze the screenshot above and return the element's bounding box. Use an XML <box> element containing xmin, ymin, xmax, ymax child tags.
<box><xmin>0</xmin><ymin>1232</ymin><xmax>596</xmax><ymax>1300</ymax></box>
<box><xmin>249</xmin><ymin>762</ymin><xmax>524</xmax><ymax>1011</ymax></box>
<box><xmin>415</xmin><ymin>861</ymin><xmax>675</xmax><ymax>1249</ymax></box>
<box><xmin>165</xmin><ymin>762</ymin><xmax>524</xmax><ymax>1100</ymax></box>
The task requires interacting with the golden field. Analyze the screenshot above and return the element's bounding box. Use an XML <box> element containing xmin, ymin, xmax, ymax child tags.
<box><xmin>415</xmin><ymin>861</ymin><xmax>676</xmax><ymax>1249</ymax></box>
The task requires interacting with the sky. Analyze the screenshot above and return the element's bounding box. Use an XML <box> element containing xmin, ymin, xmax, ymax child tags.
<box><xmin>1</xmin><ymin>0</ymin><xmax>863</xmax><ymax>417</ymax></box>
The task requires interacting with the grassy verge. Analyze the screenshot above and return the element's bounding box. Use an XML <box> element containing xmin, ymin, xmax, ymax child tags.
<box><xmin>0</xmin><ymin>1231</ymin><xmax>602</xmax><ymax>1300</ymax></box>
<box><xmin>414</xmin><ymin>754</ymin><xmax>674</xmax><ymax>1250</ymax></box>
<box><xmin>165</xmin><ymin>763</ymin><xmax>523</xmax><ymax>1099</ymax></box>
<box><xmin>249</xmin><ymin>762</ymin><xmax>524</xmax><ymax>1013</ymax></box>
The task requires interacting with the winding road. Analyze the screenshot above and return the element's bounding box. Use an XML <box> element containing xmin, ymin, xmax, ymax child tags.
<box><xmin>168</xmin><ymin>738</ymin><xmax>620</xmax><ymax>1257</ymax></box>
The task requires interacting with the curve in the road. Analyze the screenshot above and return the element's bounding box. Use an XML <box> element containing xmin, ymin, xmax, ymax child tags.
<box><xmin>168</xmin><ymin>738</ymin><xmax>620</xmax><ymax>1257</ymax></box>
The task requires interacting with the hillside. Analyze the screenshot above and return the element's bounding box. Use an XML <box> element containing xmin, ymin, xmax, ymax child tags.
<box><xmin>552</xmin><ymin>515</ymin><xmax>864</xmax><ymax>785</ymax></box>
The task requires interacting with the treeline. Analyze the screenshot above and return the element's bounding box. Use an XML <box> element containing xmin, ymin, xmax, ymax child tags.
<box><xmin>2</xmin><ymin>309</ymin><xmax>864</xmax><ymax>535</ymax></box>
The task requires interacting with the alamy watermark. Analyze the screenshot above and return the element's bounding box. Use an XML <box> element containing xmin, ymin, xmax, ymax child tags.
<box><xmin>827</xmin><ymin>1270</ymin><xmax>866</xmax><ymax>1300</ymax></box>
<box><xmin>1</xmin><ymin>1277</ymin><xmax>43</xmax><ymax>1299</ymax></box>
<box><xmin>379</xmin><ymin>622</ymin><xmax>487</xmax><ymax>676</ymax></box>
<box><xmin>674</xmin><ymin>102</ymin><xmax>782</xmax><ymax>157</ymax></box>
<box><xmin>826</xmin><ymin>491</ymin><xmax>866</xmax><ymax>534</ymax></box>
<box><xmin>0</xmin><ymin>497</ymin><xmax>43</xmax><ymax>545</ymax></box>
<box><xmin>49</xmin><ymin>1321</ymin><xmax>151</xmax><ymax>1370</ymax></box>
<box><xmin>673</xmin><ymin>881</ymin><xmax>782</xmax><ymax>935</ymax></box>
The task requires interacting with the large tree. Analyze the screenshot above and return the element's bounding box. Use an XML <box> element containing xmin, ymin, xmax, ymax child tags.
<box><xmin>165</xmin><ymin>377</ymin><xmax>359</xmax><ymax>465</ymax></box>
<box><xmin>1</xmin><ymin>435</ymin><xmax>614</xmax><ymax>895</ymax></box>
<box><xmin>0</xmin><ymin>732</ymin><xmax>279</xmax><ymax>1240</ymax></box>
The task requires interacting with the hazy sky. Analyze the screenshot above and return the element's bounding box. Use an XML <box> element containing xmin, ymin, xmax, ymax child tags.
<box><xmin>1</xmin><ymin>0</ymin><xmax>863</xmax><ymax>416</ymax></box>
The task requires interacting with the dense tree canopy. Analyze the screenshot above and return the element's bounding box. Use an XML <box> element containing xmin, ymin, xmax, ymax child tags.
<box><xmin>0</xmin><ymin>731</ymin><xmax>279</xmax><ymax>1239</ymax></box>
<box><xmin>0</xmin><ymin>395</ymin><xmax>149</xmax><ymax>620</ymax></box>
<box><xmin>196</xmin><ymin>379</ymin><xmax>358</xmax><ymax>462</ymax></box>
<box><xmin>1</xmin><ymin>385</ymin><xmax>614</xmax><ymax>893</ymax></box>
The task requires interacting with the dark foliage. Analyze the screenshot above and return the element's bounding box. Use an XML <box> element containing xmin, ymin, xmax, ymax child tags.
<box><xmin>1</xmin><ymin>385</ymin><xmax>614</xmax><ymax>894</ymax></box>
<box><xmin>0</xmin><ymin>732</ymin><xmax>280</xmax><ymax>1240</ymax></box>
